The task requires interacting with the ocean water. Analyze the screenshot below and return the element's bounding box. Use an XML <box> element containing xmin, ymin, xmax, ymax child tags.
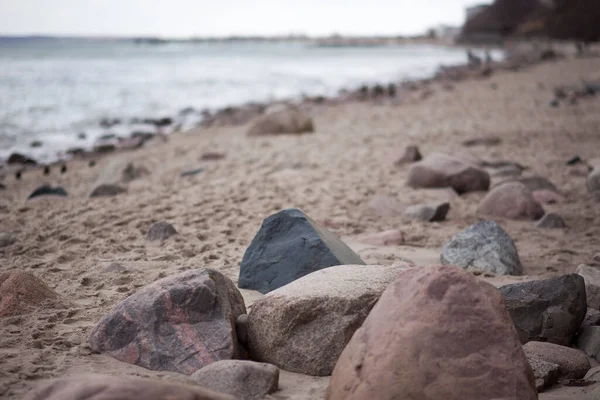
<box><xmin>0</xmin><ymin>38</ymin><xmax>484</xmax><ymax>163</ymax></box>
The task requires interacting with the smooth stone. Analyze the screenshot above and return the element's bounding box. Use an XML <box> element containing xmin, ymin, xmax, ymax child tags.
<box><xmin>238</xmin><ymin>208</ymin><xmax>365</xmax><ymax>294</ymax></box>
<box><xmin>90</xmin><ymin>184</ymin><xmax>126</xmax><ymax>198</ymax></box>
<box><xmin>582</xmin><ymin>308</ymin><xmax>600</xmax><ymax>328</ymax></box>
<box><xmin>533</xmin><ymin>189</ymin><xmax>564</xmax><ymax>205</ymax></box>
<box><xmin>500</xmin><ymin>274</ymin><xmax>587</xmax><ymax>345</ymax></box>
<box><xmin>0</xmin><ymin>233</ymin><xmax>16</xmax><ymax>248</ymax></box>
<box><xmin>247</xmin><ymin>106</ymin><xmax>314</xmax><ymax>136</ymax></box>
<box><xmin>462</xmin><ymin>136</ymin><xmax>502</xmax><ymax>147</ymax></box>
<box><xmin>191</xmin><ymin>360</ymin><xmax>279</xmax><ymax>400</ymax></box>
<box><xmin>247</xmin><ymin>264</ymin><xmax>404</xmax><ymax>376</ymax></box>
<box><xmin>584</xmin><ymin>366</ymin><xmax>600</xmax><ymax>381</ymax></box>
<box><xmin>326</xmin><ymin>265</ymin><xmax>537</xmax><ymax>400</ymax></box>
<box><xmin>404</xmin><ymin>202</ymin><xmax>450</xmax><ymax>222</ymax></box>
<box><xmin>146</xmin><ymin>221</ymin><xmax>178</xmax><ymax>242</ymax></box>
<box><xmin>27</xmin><ymin>185</ymin><xmax>68</xmax><ymax>200</ymax></box>
<box><xmin>577</xmin><ymin>326</ymin><xmax>600</xmax><ymax>359</ymax></box>
<box><xmin>7</xmin><ymin>152</ymin><xmax>37</xmax><ymax>165</ymax></box>
<box><xmin>536</xmin><ymin>213</ymin><xmax>567</xmax><ymax>229</ymax></box>
<box><xmin>441</xmin><ymin>220</ymin><xmax>523</xmax><ymax>276</ymax></box>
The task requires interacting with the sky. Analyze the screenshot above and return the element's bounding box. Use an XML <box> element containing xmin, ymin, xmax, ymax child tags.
<box><xmin>0</xmin><ymin>0</ymin><xmax>482</xmax><ymax>37</ymax></box>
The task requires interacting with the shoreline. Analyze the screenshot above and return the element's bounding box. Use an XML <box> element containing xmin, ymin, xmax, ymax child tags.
<box><xmin>1</xmin><ymin>41</ymin><xmax>543</xmax><ymax>172</ymax></box>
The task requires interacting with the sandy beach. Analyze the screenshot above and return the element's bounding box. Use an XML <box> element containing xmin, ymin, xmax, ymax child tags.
<box><xmin>1</xmin><ymin>53</ymin><xmax>600</xmax><ymax>399</ymax></box>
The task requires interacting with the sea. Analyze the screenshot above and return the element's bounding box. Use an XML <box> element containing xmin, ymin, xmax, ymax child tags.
<box><xmin>0</xmin><ymin>37</ymin><xmax>497</xmax><ymax>164</ymax></box>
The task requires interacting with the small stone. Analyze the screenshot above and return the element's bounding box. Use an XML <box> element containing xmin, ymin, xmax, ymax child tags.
<box><xmin>479</xmin><ymin>182</ymin><xmax>545</xmax><ymax>220</ymax></box>
<box><xmin>588</xmin><ymin>168</ymin><xmax>600</xmax><ymax>193</ymax></box>
<box><xmin>191</xmin><ymin>360</ymin><xmax>279</xmax><ymax>400</ymax></box>
<box><xmin>0</xmin><ymin>233</ymin><xmax>16</xmax><ymax>248</ymax></box>
<box><xmin>122</xmin><ymin>162</ymin><xmax>149</xmax><ymax>183</ymax></box>
<box><xmin>576</xmin><ymin>326</ymin><xmax>600</xmax><ymax>359</ymax></box>
<box><xmin>30</xmin><ymin>140</ymin><xmax>43</xmax><ymax>148</ymax></box>
<box><xmin>27</xmin><ymin>185</ymin><xmax>68</xmax><ymax>200</ymax></box>
<box><xmin>146</xmin><ymin>221</ymin><xmax>178</xmax><ymax>242</ymax></box>
<box><xmin>576</xmin><ymin>264</ymin><xmax>600</xmax><ymax>310</ymax></box>
<box><xmin>235</xmin><ymin>314</ymin><xmax>248</xmax><ymax>344</ymax></box>
<box><xmin>568</xmin><ymin>155</ymin><xmax>583</xmax><ymax>165</ymax></box>
<box><xmin>43</xmin><ymin>166</ymin><xmax>50</xmax><ymax>175</ymax></box>
<box><xmin>536</xmin><ymin>213</ymin><xmax>566</xmax><ymax>229</ymax></box>
<box><xmin>60</xmin><ymin>165</ymin><xmax>67</xmax><ymax>174</ymax></box>
<box><xmin>461</xmin><ymin>136</ymin><xmax>501</xmax><ymax>147</ymax></box>
<box><xmin>247</xmin><ymin>106</ymin><xmax>314</xmax><ymax>136</ymax></box>
<box><xmin>393</xmin><ymin>145</ymin><xmax>422</xmax><ymax>165</ymax></box>
<box><xmin>90</xmin><ymin>184</ymin><xmax>126</xmax><ymax>198</ymax></box>
<box><xmin>0</xmin><ymin>271</ymin><xmax>60</xmax><ymax>317</ymax></box>
<box><xmin>550</xmin><ymin>98</ymin><xmax>560</xmax><ymax>107</ymax></box>
<box><xmin>404</xmin><ymin>202</ymin><xmax>450</xmax><ymax>222</ymax></box>
<box><xmin>201</xmin><ymin>152</ymin><xmax>226</xmax><ymax>161</ymax></box>
<box><xmin>238</xmin><ymin>209</ymin><xmax>364</xmax><ymax>294</ymax></box>
<box><xmin>500</xmin><ymin>274</ymin><xmax>587</xmax><ymax>345</ymax></box>
<box><xmin>522</xmin><ymin>341</ymin><xmax>590</xmax><ymax>380</ymax></box>
<box><xmin>180</xmin><ymin>167</ymin><xmax>205</xmax><ymax>177</ymax></box>
<box><xmin>247</xmin><ymin>264</ymin><xmax>405</xmax><ymax>376</ymax></box>
<box><xmin>441</xmin><ymin>220</ymin><xmax>522</xmax><ymax>276</ymax></box>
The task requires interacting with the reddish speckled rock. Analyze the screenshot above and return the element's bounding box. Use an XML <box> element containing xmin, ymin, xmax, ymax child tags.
<box><xmin>90</xmin><ymin>269</ymin><xmax>246</xmax><ymax>375</ymax></box>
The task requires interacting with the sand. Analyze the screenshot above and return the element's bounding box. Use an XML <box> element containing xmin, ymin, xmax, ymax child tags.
<box><xmin>1</xmin><ymin>55</ymin><xmax>600</xmax><ymax>399</ymax></box>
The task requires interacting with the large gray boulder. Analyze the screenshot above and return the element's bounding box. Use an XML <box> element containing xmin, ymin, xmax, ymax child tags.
<box><xmin>90</xmin><ymin>269</ymin><xmax>246</xmax><ymax>375</ymax></box>
<box><xmin>238</xmin><ymin>209</ymin><xmax>365</xmax><ymax>294</ymax></box>
<box><xmin>406</xmin><ymin>153</ymin><xmax>490</xmax><ymax>194</ymax></box>
<box><xmin>23</xmin><ymin>374</ymin><xmax>234</xmax><ymax>400</ymax></box>
<box><xmin>247</xmin><ymin>264</ymin><xmax>404</xmax><ymax>376</ymax></box>
<box><xmin>191</xmin><ymin>360</ymin><xmax>279</xmax><ymax>400</ymax></box>
<box><xmin>499</xmin><ymin>274</ymin><xmax>587</xmax><ymax>345</ymax></box>
<box><xmin>441</xmin><ymin>220</ymin><xmax>523</xmax><ymax>275</ymax></box>
<box><xmin>326</xmin><ymin>265</ymin><xmax>537</xmax><ymax>400</ymax></box>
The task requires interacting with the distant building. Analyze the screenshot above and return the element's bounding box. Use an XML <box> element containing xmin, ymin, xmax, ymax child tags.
<box><xmin>466</xmin><ymin>4</ymin><xmax>491</xmax><ymax>20</ymax></box>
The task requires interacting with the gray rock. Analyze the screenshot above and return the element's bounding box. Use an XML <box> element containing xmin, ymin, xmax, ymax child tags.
<box><xmin>235</xmin><ymin>314</ymin><xmax>248</xmax><ymax>345</ymax></box>
<box><xmin>500</xmin><ymin>274</ymin><xmax>587</xmax><ymax>345</ymax></box>
<box><xmin>518</xmin><ymin>176</ymin><xmax>558</xmax><ymax>193</ymax></box>
<box><xmin>462</xmin><ymin>136</ymin><xmax>501</xmax><ymax>147</ymax></box>
<box><xmin>191</xmin><ymin>360</ymin><xmax>279</xmax><ymax>400</ymax></box>
<box><xmin>522</xmin><ymin>341</ymin><xmax>590</xmax><ymax>380</ymax></box>
<box><xmin>394</xmin><ymin>145</ymin><xmax>422</xmax><ymax>165</ymax></box>
<box><xmin>404</xmin><ymin>202</ymin><xmax>450</xmax><ymax>222</ymax></box>
<box><xmin>90</xmin><ymin>184</ymin><xmax>126</xmax><ymax>198</ymax></box>
<box><xmin>122</xmin><ymin>162</ymin><xmax>149</xmax><ymax>182</ymax></box>
<box><xmin>577</xmin><ymin>264</ymin><xmax>600</xmax><ymax>310</ymax></box>
<box><xmin>90</xmin><ymin>269</ymin><xmax>246</xmax><ymax>375</ymax></box>
<box><xmin>146</xmin><ymin>221</ymin><xmax>178</xmax><ymax>242</ymax></box>
<box><xmin>238</xmin><ymin>208</ymin><xmax>365</xmax><ymax>294</ymax></box>
<box><xmin>582</xmin><ymin>308</ymin><xmax>600</xmax><ymax>328</ymax></box>
<box><xmin>0</xmin><ymin>233</ymin><xmax>16</xmax><ymax>248</ymax></box>
<box><xmin>577</xmin><ymin>326</ymin><xmax>600</xmax><ymax>359</ymax></box>
<box><xmin>181</xmin><ymin>168</ymin><xmax>205</xmax><ymax>177</ymax></box>
<box><xmin>536</xmin><ymin>213</ymin><xmax>566</xmax><ymax>229</ymax></box>
<box><xmin>28</xmin><ymin>185</ymin><xmax>68</xmax><ymax>200</ymax></box>
<box><xmin>247</xmin><ymin>106</ymin><xmax>314</xmax><ymax>136</ymax></box>
<box><xmin>247</xmin><ymin>264</ymin><xmax>404</xmax><ymax>376</ymax></box>
<box><xmin>527</xmin><ymin>355</ymin><xmax>561</xmax><ymax>392</ymax></box>
<box><xmin>588</xmin><ymin>168</ymin><xmax>600</xmax><ymax>193</ymax></box>
<box><xmin>441</xmin><ymin>220</ymin><xmax>523</xmax><ymax>275</ymax></box>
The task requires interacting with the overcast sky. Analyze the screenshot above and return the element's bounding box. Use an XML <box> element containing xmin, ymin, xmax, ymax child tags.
<box><xmin>0</xmin><ymin>0</ymin><xmax>481</xmax><ymax>37</ymax></box>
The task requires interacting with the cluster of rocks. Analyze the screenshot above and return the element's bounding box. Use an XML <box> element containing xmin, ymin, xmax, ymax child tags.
<box><xmin>550</xmin><ymin>81</ymin><xmax>600</xmax><ymax>107</ymax></box>
<box><xmin>12</xmin><ymin>206</ymin><xmax>600</xmax><ymax>399</ymax></box>
<box><xmin>398</xmin><ymin>145</ymin><xmax>571</xmax><ymax>229</ymax></box>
